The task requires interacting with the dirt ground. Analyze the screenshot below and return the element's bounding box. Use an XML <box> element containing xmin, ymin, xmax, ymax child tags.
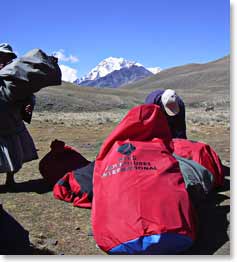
<box><xmin>0</xmin><ymin>113</ymin><xmax>230</xmax><ymax>255</ymax></box>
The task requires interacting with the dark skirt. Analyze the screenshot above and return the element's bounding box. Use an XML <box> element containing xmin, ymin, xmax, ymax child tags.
<box><xmin>0</xmin><ymin>128</ymin><xmax>38</xmax><ymax>173</ymax></box>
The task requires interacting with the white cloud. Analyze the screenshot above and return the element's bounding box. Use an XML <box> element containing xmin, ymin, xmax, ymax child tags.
<box><xmin>54</xmin><ymin>49</ymin><xmax>79</xmax><ymax>63</ymax></box>
<box><xmin>59</xmin><ymin>64</ymin><xmax>78</xmax><ymax>83</ymax></box>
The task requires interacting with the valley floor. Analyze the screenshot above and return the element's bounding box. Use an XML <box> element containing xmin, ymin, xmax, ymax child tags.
<box><xmin>0</xmin><ymin>111</ymin><xmax>230</xmax><ymax>255</ymax></box>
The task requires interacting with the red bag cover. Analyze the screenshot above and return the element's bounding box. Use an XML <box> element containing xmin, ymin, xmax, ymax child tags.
<box><xmin>39</xmin><ymin>140</ymin><xmax>90</xmax><ymax>186</ymax></box>
<box><xmin>172</xmin><ymin>139</ymin><xmax>224</xmax><ymax>187</ymax></box>
<box><xmin>92</xmin><ymin>104</ymin><xmax>196</xmax><ymax>252</ymax></box>
<box><xmin>53</xmin><ymin>161</ymin><xmax>94</xmax><ymax>208</ymax></box>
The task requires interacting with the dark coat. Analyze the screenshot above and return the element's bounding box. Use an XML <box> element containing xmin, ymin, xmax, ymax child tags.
<box><xmin>0</xmin><ymin>49</ymin><xmax>61</xmax><ymax>173</ymax></box>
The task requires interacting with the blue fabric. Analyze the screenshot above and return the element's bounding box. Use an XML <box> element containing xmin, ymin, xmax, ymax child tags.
<box><xmin>145</xmin><ymin>89</ymin><xmax>187</xmax><ymax>139</ymax></box>
<box><xmin>108</xmin><ymin>233</ymin><xmax>193</xmax><ymax>255</ymax></box>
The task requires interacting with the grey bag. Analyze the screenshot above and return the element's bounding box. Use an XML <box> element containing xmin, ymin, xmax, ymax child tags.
<box><xmin>0</xmin><ymin>49</ymin><xmax>61</xmax><ymax>102</ymax></box>
<box><xmin>173</xmin><ymin>153</ymin><xmax>214</xmax><ymax>206</ymax></box>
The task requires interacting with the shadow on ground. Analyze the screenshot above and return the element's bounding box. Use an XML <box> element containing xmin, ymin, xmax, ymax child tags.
<box><xmin>0</xmin><ymin>178</ymin><xmax>52</xmax><ymax>194</ymax></box>
<box><xmin>183</xmin><ymin>165</ymin><xmax>230</xmax><ymax>255</ymax></box>
<box><xmin>0</xmin><ymin>205</ymin><xmax>55</xmax><ymax>255</ymax></box>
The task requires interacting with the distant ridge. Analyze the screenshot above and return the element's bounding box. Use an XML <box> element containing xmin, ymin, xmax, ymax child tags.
<box><xmin>122</xmin><ymin>55</ymin><xmax>230</xmax><ymax>94</ymax></box>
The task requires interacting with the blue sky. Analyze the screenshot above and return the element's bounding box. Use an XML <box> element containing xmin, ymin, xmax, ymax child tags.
<box><xmin>1</xmin><ymin>0</ymin><xmax>230</xmax><ymax>80</ymax></box>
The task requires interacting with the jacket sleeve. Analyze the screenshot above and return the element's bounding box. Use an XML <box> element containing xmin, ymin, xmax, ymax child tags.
<box><xmin>0</xmin><ymin>49</ymin><xmax>61</xmax><ymax>103</ymax></box>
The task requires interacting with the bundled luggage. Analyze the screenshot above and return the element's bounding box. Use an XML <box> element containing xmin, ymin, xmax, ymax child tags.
<box><xmin>92</xmin><ymin>104</ymin><xmax>197</xmax><ymax>254</ymax></box>
<box><xmin>173</xmin><ymin>139</ymin><xmax>224</xmax><ymax>187</ymax></box>
<box><xmin>53</xmin><ymin>161</ymin><xmax>94</xmax><ymax>208</ymax></box>
<box><xmin>39</xmin><ymin>139</ymin><xmax>90</xmax><ymax>186</ymax></box>
<box><xmin>0</xmin><ymin>48</ymin><xmax>61</xmax><ymax>103</ymax></box>
<box><xmin>49</xmin><ymin>104</ymin><xmax>224</xmax><ymax>255</ymax></box>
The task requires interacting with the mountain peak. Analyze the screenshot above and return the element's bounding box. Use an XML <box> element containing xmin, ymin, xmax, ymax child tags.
<box><xmin>75</xmin><ymin>57</ymin><xmax>161</xmax><ymax>86</ymax></box>
<box><xmin>100</xmin><ymin>56</ymin><xmax>142</xmax><ymax>67</ymax></box>
<box><xmin>76</xmin><ymin>57</ymin><xmax>145</xmax><ymax>84</ymax></box>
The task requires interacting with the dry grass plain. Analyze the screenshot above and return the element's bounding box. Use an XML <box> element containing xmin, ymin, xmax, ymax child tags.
<box><xmin>0</xmin><ymin>109</ymin><xmax>230</xmax><ymax>255</ymax></box>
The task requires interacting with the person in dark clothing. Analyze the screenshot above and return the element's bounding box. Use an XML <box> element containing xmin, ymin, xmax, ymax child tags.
<box><xmin>0</xmin><ymin>43</ymin><xmax>36</xmax><ymax>124</ymax></box>
<box><xmin>0</xmin><ymin>43</ymin><xmax>38</xmax><ymax>186</ymax></box>
<box><xmin>0</xmin><ymin>44</ymin><xmax>61</xmax><ymax>187</ymax></box>
<box><xmin>145</xmin><ymin>89</ymin><xmax>187</xmax><ymax>139</ymax></box>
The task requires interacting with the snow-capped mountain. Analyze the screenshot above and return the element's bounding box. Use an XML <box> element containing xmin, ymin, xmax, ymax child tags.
<box><xmin>74</xmin><ymin>57</ymin><xmax>161</xmax><ymax>88</ymax></box>
<box><xmin>76</xmin><ymin>57</ymin><xmax>143</xmax><ymax>83</ymax></box>
<box><xmin>76</xmin><ymin>65</ymin><xmax>153</xmax><ymax>88</ymax></box>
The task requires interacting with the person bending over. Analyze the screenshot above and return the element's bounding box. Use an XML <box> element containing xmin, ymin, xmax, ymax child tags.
<box><xmin>145</xmin><ymin>89</ymin><xmax>187</xmax><ymax>139</ymax></box>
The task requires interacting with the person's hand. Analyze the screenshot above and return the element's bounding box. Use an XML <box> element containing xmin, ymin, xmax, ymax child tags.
<box><xmin>25</xmin><ymin>104</ymin><xmax>33</xmax><ymax>114</ymax></box>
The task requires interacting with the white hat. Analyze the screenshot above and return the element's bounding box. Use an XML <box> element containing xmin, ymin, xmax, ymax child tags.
<box><xmin>161</xmin><ymin>89</ymin><xmax>180</xmax><ymax>116</ymax></box>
